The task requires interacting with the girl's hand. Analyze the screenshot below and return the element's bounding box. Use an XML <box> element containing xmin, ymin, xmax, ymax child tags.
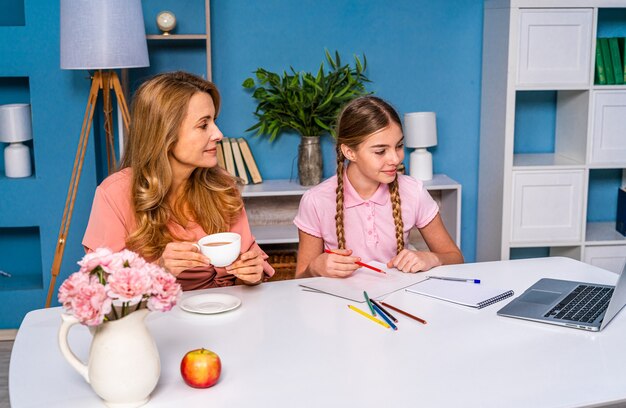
<box><xmin>387</xmin><ymin>249</ymin><xmax>442</xmax><ymax>273</ymax></box>
<box><xmin>309</xmin><ymin>248</ymin><xmax>361</xmax><ymax>278</ymax></box>
<box><xmin>226</xmin><ymin>248</ymin><xmax>264</xmax><ymax>285</ymax></box>
<box><xmin>159</xmin><ymin>241</ymin><xmax>210</xmax><ymax>276</ymax></box>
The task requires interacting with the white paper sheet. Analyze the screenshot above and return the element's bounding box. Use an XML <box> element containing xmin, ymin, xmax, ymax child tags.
<box><xmin>299</xmin><ymin>261</ymin><xmax>428</xmax><ymax>302</ymax></box>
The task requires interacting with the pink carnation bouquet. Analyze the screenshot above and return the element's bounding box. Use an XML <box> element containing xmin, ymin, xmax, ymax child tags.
<box><xmin>58</xmin><ymin>248</ymin><xmax>182</xmax><ymax>326</ymax></box>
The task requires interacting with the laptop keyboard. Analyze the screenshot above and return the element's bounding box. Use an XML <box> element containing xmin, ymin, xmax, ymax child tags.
<box><xmin>544</xmin><ymin>285</ymin><xmax>614</xmax><ymax>324</ymax></box>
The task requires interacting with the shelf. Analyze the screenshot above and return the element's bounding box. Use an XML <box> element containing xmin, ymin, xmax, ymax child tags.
<box><xmin>588</xmin><ymin>163</ymin><xmax>626</xmax><ymax>169</ymax></box>
<box><xmin>592</xmin><ymin>84</ymin><xmax>626</xmax><ymax>90</ymax></box>
<box><xmin>146</xmin><ymin>34</ymin><xmax>208</xmax><ymax>40</ymax></box>
<box><xmin>510</xmin><ymin>240</ymin><xmax>582</xmax><ymax>248</ymax></box>
<box><xmin>513</xmin><ymin>153</ymin><xmax>585</xmax><ymax>169</ymax></box>
<box><xmin>515</xmin><ymin>84</ymin><xmax>590</xmax><ymax>91</ymax></box>
<box><xmin>423</xmin><ymin>174</ymin><xmax>460</xmax><ymax>190</ymax></box>
<box><xmin>585</xmin><ymin>222</ymin><xmax>626</xmax><ymax>245</ymax></box>
<box><xmin>242</xmin><ymin>179</ymin><xmax>312</xmax><ymax>197</ymax></box>
<box><xmin>251</xmin><ymin>224</ymin><xmax>299</xmax><ymax>245</ymax></box>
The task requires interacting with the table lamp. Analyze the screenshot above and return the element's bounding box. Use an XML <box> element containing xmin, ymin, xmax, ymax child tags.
<box><xmin>0</xmin><ymin>103</ymin><xmax>33</xmax><ymax>178</ymax></box>
<box><xmin>404</xmin><ymin>112</ymin><xmax>438</xmax><ymax>181</ymax></box>
<box><xmin>48</xmin><ymin>0</ymin><xmax>149</xmax><ymax>308</ymax></box>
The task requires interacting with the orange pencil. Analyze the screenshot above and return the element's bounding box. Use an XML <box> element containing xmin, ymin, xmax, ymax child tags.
<box><xmin>324</xmin><ymin>249</ymin><xmax>386</xmax><ymax>274</ymax></box>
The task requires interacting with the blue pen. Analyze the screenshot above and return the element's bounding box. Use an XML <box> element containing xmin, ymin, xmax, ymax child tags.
<box><xmin>371</xmin><ymin>302</ymin><xmax>398</xmax><ymax>331</ymax></box>
<box><xmin>429</xmin><ymin>276</ymin><xmax>481</xmax><ymax>284</ymax></box>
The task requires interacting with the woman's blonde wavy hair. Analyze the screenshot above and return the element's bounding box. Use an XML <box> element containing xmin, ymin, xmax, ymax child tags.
<box><xmin>335</xmin><ymin>96</ymin><xmax>405</xmax><ymax>254</ymax></box>
<box><xmin>120</xmin><ymin>71</ymin><xmax>242</xmax><ymax>260</ymax></box>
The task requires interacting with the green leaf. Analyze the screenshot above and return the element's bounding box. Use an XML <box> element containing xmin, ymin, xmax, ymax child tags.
<box><xmin>303</xmin><ymin>75</ymin><xmax>323</xmax><ymax>92</ymax></box>
<box><xmin>245</xmin><ymin>122</ymin><xmax>262</xmax><ymax>132</ymax></box>
<box><xmin>242</xmin><ymin>78</ymin><xmax>255</xmax><ymax>88</ymax></box>
<box><xmin>313</xmin><ymin>117</ymin><xmax>331</xmax><ymax>131</ymax></box>
<box><xmin>325</xmin><ymin>49</ymin><xmax>336</xmax><ymax>69</ymax></box>
<box><xmin>355</xmin><ymin>56</ymin><xmax>363</xmax><ymax>74</ymax></box>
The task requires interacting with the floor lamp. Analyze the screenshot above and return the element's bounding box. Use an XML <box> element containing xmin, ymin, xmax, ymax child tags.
<box><xmin>46</xmin><ymin>0</ymin><xmax>149</xmax><ymax>307</ymax></box>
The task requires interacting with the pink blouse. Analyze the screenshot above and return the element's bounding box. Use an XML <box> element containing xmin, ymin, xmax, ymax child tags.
<box><xmin>294</xmin><ymin>172</ymin><xmax>439</xmax><ymax>264</ymax></box>
<box><xmin>82</xmin><ymin>168</ymin><xmax>274</xmax><ymax>291</ymax></box>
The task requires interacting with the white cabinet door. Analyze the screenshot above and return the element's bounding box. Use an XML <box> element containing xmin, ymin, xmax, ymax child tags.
<box><xmin>511</xmin><ymin>170</ymin><xmax>584</xmax><ymax>243</ymax></box>
<box><xmin>584</xmin><ymin>245</ymin><xmax>626</xmax><ymax>274</ymax></box>
<box><xmin>517</xmin><ymin>9</ymin><xmax>593</xmax><ymax>86</ymax></box>
<box><xmin>590</xmin><ymin>91</ymin><xmax>626</xmax><ymax>165</ymax></box>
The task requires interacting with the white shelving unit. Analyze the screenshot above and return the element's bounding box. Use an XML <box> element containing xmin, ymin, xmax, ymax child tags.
<box><xmin>478</xmin><ymin>0</ymin><xmax>626</xmax><ymax>274</ymax></box>
<box><xmin>243</xmin><ymin>175</ymin><xmax>462</xmax><ymax>247</ymax></box>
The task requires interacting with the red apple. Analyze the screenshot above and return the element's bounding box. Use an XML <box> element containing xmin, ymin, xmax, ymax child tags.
<box><xmin>180</xmin><ymin>348</ymin><xmax>221</xmax><ymax>388</ymax></box>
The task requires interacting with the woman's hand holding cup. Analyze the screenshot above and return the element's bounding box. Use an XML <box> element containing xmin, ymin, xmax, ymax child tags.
<box><xmin>160</xmin><ymin>241</ymin><xmax>211</xmax><ymax>276</ymax></box>
<box><xmin>161</xmin><ymin>233</ymin><xmax>260</xmax><ymax>282</ymax></box>
<box><xmin>226</xmin><ymin>248</ymin><xmax>264</xmax><ymax>285</ymax></box>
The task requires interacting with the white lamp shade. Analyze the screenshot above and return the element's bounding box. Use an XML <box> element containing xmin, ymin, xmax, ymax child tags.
<box><xmin>0</xmin><ymin>104</ymin><xmax>32</xmax><ymax>143</ymax></box>
<box><xmin>404</xmin><ymin>112</ymin><xmax>438</xmax><ymax>148</ymax></box>
<box><xmin>60</xmin><ymin>0</ymin><xmax>150</xmax><ymax>70</ymax></box>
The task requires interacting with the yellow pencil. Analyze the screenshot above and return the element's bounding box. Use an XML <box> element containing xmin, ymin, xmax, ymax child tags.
<box><xmin>347</xmin><ymin>305</ymin><xmax>391</xmax><ymax>330</ymax></box>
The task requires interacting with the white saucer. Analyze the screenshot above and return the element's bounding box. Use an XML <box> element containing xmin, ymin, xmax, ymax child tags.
<box><xmin>180</xmin><ymin>293</ymin><xmax>242</xmax><ymax>314</ymax></box>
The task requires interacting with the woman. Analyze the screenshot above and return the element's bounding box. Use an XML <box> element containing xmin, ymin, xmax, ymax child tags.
<box><xmin>83</xmin><ymin>71</ymin><xmax>274</xmax><ymax>290</ymax></box>
<box><xmin>294</xmin><ymin>96</ymin><xmax>463</xmax><ymax>278</ymax></box>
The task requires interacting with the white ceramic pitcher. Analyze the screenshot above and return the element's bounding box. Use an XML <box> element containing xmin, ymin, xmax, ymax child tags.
<box><xmin>58</xmin><ymin>308</ymin><xmax>160</xmax><ymax>408</ymax></box>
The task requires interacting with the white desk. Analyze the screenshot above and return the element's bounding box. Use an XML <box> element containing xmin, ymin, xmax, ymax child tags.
<box><xmin>10</xmin><ymin>257</ymin><xmax>626</xmax><ymax>407</ymax></box>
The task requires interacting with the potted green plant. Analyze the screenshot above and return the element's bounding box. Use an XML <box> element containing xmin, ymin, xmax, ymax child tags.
<box><xmin>242</xmin><ymin>50</ymin><xmax>370</xmax><ymax>185</ymax></box>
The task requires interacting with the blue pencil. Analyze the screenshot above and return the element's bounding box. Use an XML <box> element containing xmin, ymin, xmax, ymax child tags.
<box><xmin>371</xmin><ymin>302</ymin><xmax>398</xmax><ymax>331</ymax></box>
<box><xmin>370</xmin><ymin>299</ymin><xmax>398</xmax><ymax>323</ymax></box>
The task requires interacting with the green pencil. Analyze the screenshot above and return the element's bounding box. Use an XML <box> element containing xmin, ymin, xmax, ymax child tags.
<box><xmin>363</xmin><ymin>291</ymin><xmax>376</xmax><ymax>316</ymax></box>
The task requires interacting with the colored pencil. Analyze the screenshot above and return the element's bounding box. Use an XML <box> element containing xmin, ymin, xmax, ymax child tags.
<box><xmin>369</xmin><ymin>299</ymin><xmax>398</xmax><ymax>323</ymax></box>
<box><xmin>324</xmin><ymin>249</ymin><xmax>386</xmax><ymax>274</ymax></box>
<box><xmin>363</xmin><ymin>291</ymin><xmax>376</xmax><ymax>316</ymax></box>
<box><xmin>380</xmin><ymin>302</ymin><xmax>427</xmax><ymax>325</ymax></box>
<box><xmin>371</xmin><ymin>302</ymin><xmax>398</xmax><ymax>330</ymax></box>
<box><xmin>347</xmin><ymin>305</ymin><xmax>391</xmax><ymax>329</ymax></box>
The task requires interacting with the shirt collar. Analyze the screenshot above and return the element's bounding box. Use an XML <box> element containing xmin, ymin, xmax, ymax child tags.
<box><xmin>343</xmin><ymin>170</ymin><xmax>390</xmax><ymax>209</ymax></box>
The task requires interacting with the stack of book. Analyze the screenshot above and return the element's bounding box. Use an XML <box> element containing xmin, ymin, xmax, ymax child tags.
<box><xmin>217</xmin><ymin>138</ymin><xmax>263</xmax><ymax>184</ymax></box>
<box><xmin>595</xmin><ymin>37</ymin><xmax>626</xmax><ymax>85</ymax></box>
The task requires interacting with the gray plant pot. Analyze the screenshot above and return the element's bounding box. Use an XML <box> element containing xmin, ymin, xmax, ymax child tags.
<box><xmin>298</xmin><ymin>136</ymin><xmax>322</xmax><ymax>186</ymax></box>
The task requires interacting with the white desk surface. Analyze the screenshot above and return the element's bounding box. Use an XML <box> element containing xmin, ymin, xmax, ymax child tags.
<box><xmin>10</xmin><ymin>257</ymin><xmax>626</xmax><ymax>408</ymax></box>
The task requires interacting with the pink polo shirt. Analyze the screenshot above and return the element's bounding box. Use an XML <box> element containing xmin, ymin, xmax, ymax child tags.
<box><xmin>294</xmin><ymin>173</ymin><xmax>439</xmax><ymax>264</ymax></box>
<box><xmin>82</xmin><ymin>168</ymin><xmax>274</xmax><ymax>291</ymax></box>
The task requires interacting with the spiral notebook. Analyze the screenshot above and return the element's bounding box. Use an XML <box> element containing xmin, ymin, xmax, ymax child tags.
<box><xmin>406</xmin><ymin>278</ymin><xmax>514</xmax><ymax>309</ymax></box>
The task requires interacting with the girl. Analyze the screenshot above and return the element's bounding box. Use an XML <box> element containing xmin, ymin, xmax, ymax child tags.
<box><xmin>294</xmin><ymin>96</ymin><xmax>463</xmax><ymax>278</ymax></box>
<box><xmin>83</xmin><ymin>71</ymin><xmax>274</xmax><ymax>290</ymax></box>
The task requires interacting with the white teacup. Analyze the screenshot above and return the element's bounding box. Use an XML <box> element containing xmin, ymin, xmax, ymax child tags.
<box><xmin>194</xmin><ymin>232</ymin><xmax>241</xmax><ymax>267</ymax></box>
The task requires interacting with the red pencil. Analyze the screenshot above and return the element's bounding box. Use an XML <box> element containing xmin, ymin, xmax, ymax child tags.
<box><xmin>324</xmin><ymin>249</ymin><xmax>386</xmax><ymax>274</ymax></box>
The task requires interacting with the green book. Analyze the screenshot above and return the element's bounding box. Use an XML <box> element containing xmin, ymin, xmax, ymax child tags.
<box><xmin>595</xmin><ymin>38</ymin><xmax>607</xmax><ymax>85</ymax></box>
<box><xmin>600</xmin><ymin>38</ymin><xmax>615</xmax><ymax>85</ymax></box>
<box><xmin>608</xmin><ymin>37</ymin><xmax>624</xmax><ymax>85</ymax></box>
<box><xmin>620</xmin><ymin>37</ymin><xmax>626</xmax><ymax>83</ymax></box>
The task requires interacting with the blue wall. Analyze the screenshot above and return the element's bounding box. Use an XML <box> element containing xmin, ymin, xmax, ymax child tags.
<box><xmin>0</xmin><ymin>0</ymin><xmax>484</xmax><ymax>328</ymax></box>
<box><xmin>0</xmin><ymin>0</ymin><xmax>98</xmax><ymax>328</ymax></box>
<box><xmin>210</xmin><ymin>0</ymin><xmax>483</xmax><ymax>261</ymax></box>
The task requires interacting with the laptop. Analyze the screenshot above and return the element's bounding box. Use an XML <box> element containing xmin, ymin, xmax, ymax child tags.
<box><xmin>497</xmin><ymin>262</ymin><xmax>626</xmax><ymax>331</ymax></box>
